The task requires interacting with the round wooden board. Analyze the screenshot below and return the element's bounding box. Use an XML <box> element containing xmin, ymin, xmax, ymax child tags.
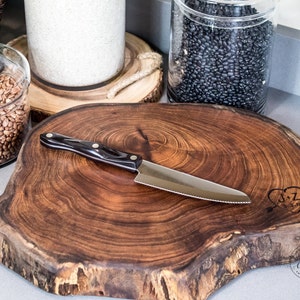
<box><xmin>8</xmin><ymin>34</ymin><xmax>163</xmax><ymax>116</ymax></box>
<box><xmin>0</xmin><ymin>104</ymin><xmax>300</xmax><ymax>300</ymax></box>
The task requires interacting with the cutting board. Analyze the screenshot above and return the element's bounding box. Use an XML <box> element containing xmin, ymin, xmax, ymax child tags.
<box><xmin>8</xmin><ymin>34</ymin><xmax>163</xmax><ymax>119</ymax></box>
<box><xmin>0</xmin><ymin>103</ymin><xmax>299</xmax><ymax>300</ymax></box>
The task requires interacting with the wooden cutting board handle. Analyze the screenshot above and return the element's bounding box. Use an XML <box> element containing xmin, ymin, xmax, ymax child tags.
<box><xmin>0</xmin><ymin>103</ymin><xmax>299</xmax><ymax>300</ymax></box>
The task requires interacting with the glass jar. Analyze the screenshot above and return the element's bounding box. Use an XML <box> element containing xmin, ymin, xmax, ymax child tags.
<box><xmin>0</xmin><ymin>44</ymin><xmax>31</xmax><ymax>167</ymax></box>
<box><xmin>24</xmin><ymin>0</ymin><xmax>126</xmax><ymax>89</ymax></box>
<box><xmin>168</xmin><ymin>0</ymin><xmax>278</xmax><ymax>113</ymax></box>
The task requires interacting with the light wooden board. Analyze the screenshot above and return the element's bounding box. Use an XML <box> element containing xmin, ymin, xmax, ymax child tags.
<box><xmin>8</xmin><ymin>34</ymin><xmax>163</xmax><ymax>117</ymax></box>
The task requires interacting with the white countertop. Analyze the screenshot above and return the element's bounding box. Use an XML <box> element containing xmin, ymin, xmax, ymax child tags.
<box><xmin>0</xmin><ymin>88</ymin><xmax>300</xmax><ymax>300</ymax></box>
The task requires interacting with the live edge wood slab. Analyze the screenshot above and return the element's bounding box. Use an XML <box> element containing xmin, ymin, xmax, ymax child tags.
<box><xmin>8</xmin><ymin>34</ymin><xmax>163</xmax><ymax>119</ymax></box>
<box><xmin>0</xmin><ymin>103</ymin><xmax>300</xmax><ymax>300</ymax></box>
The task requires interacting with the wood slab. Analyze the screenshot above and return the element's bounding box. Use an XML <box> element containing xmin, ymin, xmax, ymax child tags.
<box><xmin>0</xmin><ymin>103</ymin><xmax>300</xmax><ymax>300</ymax></box>
<box><xmin>8</xmin><ymin>34</ymin><xmax>163</xmax><ymax>117</ymax></box>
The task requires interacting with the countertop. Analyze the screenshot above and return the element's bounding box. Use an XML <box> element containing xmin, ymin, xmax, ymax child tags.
<box><xmin>1</xmin><ymin>2</ymin><xmax>300</xmax><ymax>300</ymax></box>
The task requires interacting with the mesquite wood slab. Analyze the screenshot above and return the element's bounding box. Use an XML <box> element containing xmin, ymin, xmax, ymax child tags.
<box><xmin>8</xmin><ymin>34</ymin><xmax>163</xmax><ymax>117</ymax></box>
<box><xmin>0</xmin><ymin>103</ymin><xmax>300</xmax><ymax>300</ymax></box>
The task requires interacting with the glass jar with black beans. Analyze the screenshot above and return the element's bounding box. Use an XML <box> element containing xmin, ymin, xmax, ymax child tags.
<box><xmin>168</xmin><ymin>0</ymin><xmax>278</xmax><ymax>113</ymax></box>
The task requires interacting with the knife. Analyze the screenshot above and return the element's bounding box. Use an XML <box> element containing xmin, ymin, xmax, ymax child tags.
<box><xmin>40</xmin><ymin>132</ymin><xmax>251</xmax><ymax>204</ymax></box>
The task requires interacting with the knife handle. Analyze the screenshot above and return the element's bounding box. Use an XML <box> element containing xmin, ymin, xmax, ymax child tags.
<box><xmin>40</xmin><ymin>132</ymin><xmax>143</xmax><ymax>172</ymax></box>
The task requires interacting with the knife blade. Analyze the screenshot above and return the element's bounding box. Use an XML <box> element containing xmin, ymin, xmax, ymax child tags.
<box><xmin>40</xmin><ymin>132</ymin><xmax>251</xmax><ymax>204</ymax></box>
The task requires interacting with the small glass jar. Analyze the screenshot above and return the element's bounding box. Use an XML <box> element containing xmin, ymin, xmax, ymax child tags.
<box><xmin>24</xmin><ymin>0</ymin><xmax>126</xmax><ymax>89</ymax></box>
<box><xmin>168</xmin><ymin>0</ymin><xmax>278</xmax><ymax>113</ymax></box>
<box><xmin>0</xmin><ymin>44</ymin><xmax>31</xmax><ymax>167</ymax></box>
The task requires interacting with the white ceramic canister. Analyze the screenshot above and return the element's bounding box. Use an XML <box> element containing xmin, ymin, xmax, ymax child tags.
<box><xmin>24</xmin><ymin>0</ymin><xmax>126</xmax><ymax>89</ymax></box>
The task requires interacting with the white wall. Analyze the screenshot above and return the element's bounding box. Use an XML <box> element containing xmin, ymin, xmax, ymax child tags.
<box><xmin>278</xmin><ymin>0</ymin><xmax>300</xmax><ymax>30</ymax></box>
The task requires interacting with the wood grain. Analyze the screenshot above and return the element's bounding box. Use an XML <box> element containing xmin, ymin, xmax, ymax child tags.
<box><xmin>0</xmin><ymin>103</ymin><xmax>299</xmax><ymax>300</ymax></box>
<box><xmin>8</xmin><ymin>34</ymin><xmax>163</xmax><ymax>117</ymax></box>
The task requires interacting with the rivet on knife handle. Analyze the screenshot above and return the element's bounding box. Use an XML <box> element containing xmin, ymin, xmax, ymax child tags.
<box><xmin>40</xmin><ymin>132</ymin><xmax>143</xmax><ymax>172</ymax></box>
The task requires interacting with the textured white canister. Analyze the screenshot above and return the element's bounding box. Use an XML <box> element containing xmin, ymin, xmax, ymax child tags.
<box><xmin>24</xmin><ymin>0</ymin><xmax>125</xmax><ymax>88</ymax></box>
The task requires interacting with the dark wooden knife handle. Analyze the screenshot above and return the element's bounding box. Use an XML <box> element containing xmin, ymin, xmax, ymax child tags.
<box><xmin>40</xmin><ymin>132</ymin><xmax>143</xmax><ymax>172</ymax></box>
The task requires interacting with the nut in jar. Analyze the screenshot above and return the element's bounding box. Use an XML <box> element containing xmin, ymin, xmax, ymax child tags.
<box><xmin>0</xmin><ymin>43</ymin><xmax>30</xmax><ymax>167</ymax></box>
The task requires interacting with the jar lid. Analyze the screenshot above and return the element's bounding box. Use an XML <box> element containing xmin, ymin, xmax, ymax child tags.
<box><xmin>174</xmin><ymin>0</ymin><xmax>278</xmax><ymax>29</ymax></box>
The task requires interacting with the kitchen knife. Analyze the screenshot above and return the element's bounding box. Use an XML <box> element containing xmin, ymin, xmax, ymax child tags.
<box><xmin>40</xmin><ymin>132</ymin><xmax>251</xmax><ymax>204</ymax></box>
